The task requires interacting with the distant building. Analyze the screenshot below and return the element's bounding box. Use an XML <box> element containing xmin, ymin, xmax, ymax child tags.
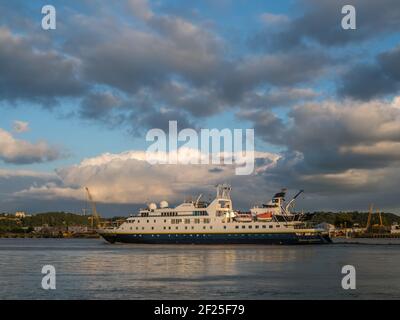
<box><xmin>391</xmin><ymin>223</ymin><xmax>400</xmax><ymax>234</ymax></box>
<box><xmin>15</xmin><ymin>211</ymin><xmax>26</xmax><ymax>218</ymax></box>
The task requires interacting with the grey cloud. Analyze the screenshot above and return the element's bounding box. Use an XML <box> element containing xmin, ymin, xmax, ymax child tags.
<box><xmin>220</xmin><ymin>51</ymin><xmax>331</xmax><ymax>103</ymax></box>
<box><xmin>0</xmin><ymin>170</ymin><xmax>58</xmax><ymax>196</ymax></box>
<box><xmin>0</xmin><ymin>28</ymin><xmax>85</xmax><ymax>104</ymax></box>
<box><xmin>239</xmin><ymin>99</ymin><xmax>400</xmax><ymax>200</ymax></box>
<box><xmin>61</xmin><ymin>4</ymin><xmax>331</xmax><ymax>121</ymax></box>
<box><xmin>78</xmin><ymin>91</ymin><xmax>128</xmax><ymax>128</ymax></box>
<box><xmin>338</xmin><ymin>46</ymin><xmax>400</xmax><ymax>99</ymax></box>
<box><xmin>0</xmin><ymin>1</ymin><xmax>335</xmax><ymax>130</ymax></box>
<box><xmin>136</xmin><ymin>108</ymin><xmax>196</xmax><ymax>134</ymax></box>
<box><xmin>256</xmin><ymin>0</ymin><xmax>400</xmax><ymax>51</ymax></box>
<box><xmin>238</xmin><ymin>109</ymin><xmax>284</xmax><ymax>142</ymax></box>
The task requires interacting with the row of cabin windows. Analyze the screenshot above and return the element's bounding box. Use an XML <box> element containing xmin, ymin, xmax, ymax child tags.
<box><xmin>193</xmin><ymin>211</ymin><xmax>208</xmax><ymax>216</ymax></box>
<box><xmin>235</xmin><ymin>225</ymin><xmax>279</xmax><ymax>229</ymax></box>
<box><xmin>129</xmin><ymin>225</ymin><xmax>223</xmax><ymax>231</ymax></box>
<box><xmin>161</xmin><ymin>212</ymin><xmax>178</xmax><ymax>216</ymax></box>
<box><xmin>128</xmin><ymin>224</ymin><xmax>281</xmax><ymax>231</ymax></box>
<box><xmin>135</xmin><ymin>210</ymin><xmax>208</xmax><ymax>219</ymax></box>
<box><xmin>127</xmin><ymin>219</ymin><xmax>281</xmax><ymax>229</ymax></box>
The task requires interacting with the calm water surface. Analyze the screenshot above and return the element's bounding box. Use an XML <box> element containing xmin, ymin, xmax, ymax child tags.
<box><xmin>1</xmin><ymin>238</ymin><xmax>400</xmax><ymax>299</ymax></box>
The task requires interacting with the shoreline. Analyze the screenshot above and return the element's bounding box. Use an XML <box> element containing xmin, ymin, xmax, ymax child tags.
<box><xmin>0</xmin><ymin>233</ymin><xmax>100</xmax><ymax>239</ymax></box>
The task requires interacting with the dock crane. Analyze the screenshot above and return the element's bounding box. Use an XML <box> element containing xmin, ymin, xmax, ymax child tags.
<box><xmin>365</xmin><ymin>204</ymin><xmax>387</xmax><ymax>234</ymax></box>
<box><xmin>379</xmin><ymin>210</ymin><xmax>384</xmax><ymax>228</ymax></box>
<box><xmin>85</xmin><ymin>187</ymin><xmax>102</xmax><ymax>230</ymax></box>
<box><xmin>365</xmin><ymin>204</ymin><xmax>374</xmax><ymax>232</ymax></box>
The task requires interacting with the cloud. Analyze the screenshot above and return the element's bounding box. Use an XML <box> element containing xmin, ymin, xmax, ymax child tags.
<box><xmin>0</xmin><ymin>1</ymin><xmax>336</xmax><ymax>134</ymax></box>
<box><xmin>14</xmin><ymin>149</ymin><xmax>279</xmax><ymax>207</ymax></box>
<box><xmin>0</xmin><ymin>169</ymin><xmax>59</xmax><ymax>206</ymax></box>
<box><xmin>241</xmin><ymin>97</ymin><xmax>400</xmax><ymax>198</ymax></box>
<box><xmin>258</xmin><ymin>0</ymin><xmax>400</xmax><ymax>50</ymax></box>
<box><xmin>13</xmin><ymin>120</ymin><xmax>29</xmax><ymax>133</ymax></box>
<box><xmin>240</xmin><ymin>87</ymin><xmax>319</xmax><ymax>109</ymax></box>
<box><xmin>338</xmin><ymin>45</ymin><xmax>400</xmax><ymax>100</ymax></box>
<box><xmin>0</xmin><ymin>128</ymin><xmax>65</xmax><ymax>164</ymax></box>
<box><xmin>10</xmin><ymin>143</ymin><xmax>400</xmax><ymax>213</ymax></box>
<box><xmin>0</xmin><ymin>27</ymin><xmax>85</xmax><ymax>104</ymax></box>
<box><xmin>56</xmin><ymin>1</ymin><xmax>330</xmax><ymax>126</ymax></box>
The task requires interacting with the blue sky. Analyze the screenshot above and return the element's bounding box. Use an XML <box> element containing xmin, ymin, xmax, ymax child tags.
<box><xmin>1</xmin><ymin>0</ymin><xmax>400</xmax><ymax>215</ymax></box>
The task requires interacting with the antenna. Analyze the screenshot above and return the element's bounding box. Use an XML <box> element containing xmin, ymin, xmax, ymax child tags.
<box><xmin>195</xmin><ymin>194</ymin><xmax>203</xmax><ymax>206</ymax></box>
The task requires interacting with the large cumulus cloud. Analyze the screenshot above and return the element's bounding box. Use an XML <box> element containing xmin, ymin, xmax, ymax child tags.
<box><xmin>13</xmin><ymin>150</ymin><xmax>280</xmax><ymax>212</ymax></box>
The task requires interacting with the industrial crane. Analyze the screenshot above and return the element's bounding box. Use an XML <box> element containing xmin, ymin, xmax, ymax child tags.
<box><xmin>365</xmin><ymin>204</ymin><xmax>387</xmax><ymax>234</ymax></box>
<box><xmin>365</xmin><ymin>204</ymin><xmax>373</xmax><ymax>232</ymax></box>
<box><xmin>85</xmin><ymin>187</ymin><xmax>101</xmax><ymax>229</ymax></box>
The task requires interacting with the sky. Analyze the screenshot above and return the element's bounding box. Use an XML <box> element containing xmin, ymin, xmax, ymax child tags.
<box><xmin>1</xmin><ymin>0</ymin><xmax>400</xmax><ymax>216</ymax></box>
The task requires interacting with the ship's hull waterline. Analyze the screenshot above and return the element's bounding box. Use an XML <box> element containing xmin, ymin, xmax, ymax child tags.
<box><xmin>99</xmin><ymin>232</ymin><xmax>332</xmax><ymax>245</ymax></box>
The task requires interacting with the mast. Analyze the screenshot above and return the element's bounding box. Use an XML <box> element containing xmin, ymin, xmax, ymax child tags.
<box><xmin>216</xmin><ymin>183</ymin><xmax>232</xmax><ymax>199</ymax></box>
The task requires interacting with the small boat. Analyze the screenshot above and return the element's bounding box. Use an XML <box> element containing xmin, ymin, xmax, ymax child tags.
<box><xmin>256</xmin><ymin>212</ymin><xmax>273</xmax><ymax>221</ymax></box>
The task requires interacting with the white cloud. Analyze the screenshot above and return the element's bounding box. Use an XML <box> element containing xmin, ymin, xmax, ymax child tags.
<box><xmin>15</xmin><ymin>149</ymin><xmax>279</xmax><ymax>205</ymax></box>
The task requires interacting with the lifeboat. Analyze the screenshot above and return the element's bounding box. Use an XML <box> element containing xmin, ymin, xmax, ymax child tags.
<box><xmin>234</xmin><ymin>213</ymin><xmax>253</xmax><ymax>222</ymax></box>
<box><xmin>256</xmin><ymin>212</ymin><xmax>273</xmax><ymax>221</ymax></box>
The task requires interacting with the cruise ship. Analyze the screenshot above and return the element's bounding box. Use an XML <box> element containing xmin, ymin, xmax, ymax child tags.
<box><xmin>98</xmin><ymin>184</ymin><xmax>331</xmax><ymax>244</ymax></box>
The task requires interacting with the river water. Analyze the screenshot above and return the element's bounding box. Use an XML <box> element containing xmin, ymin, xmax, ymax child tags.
<box><xmin>0</xmin><ymin>238</ymin><xmax>399</xmax><ymax>299</ymax></box>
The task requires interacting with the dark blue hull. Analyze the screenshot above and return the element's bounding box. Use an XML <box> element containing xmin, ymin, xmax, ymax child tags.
<box><xmin>100</xmin><ymin>232</ymin><xmax>332</xmax><ymax>245</ymax></box>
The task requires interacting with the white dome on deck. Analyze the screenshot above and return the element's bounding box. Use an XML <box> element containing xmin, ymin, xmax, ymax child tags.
<box><xmin>160</xmin><ymin>200</ymin><xmax>169</xmax><ymax>208</ymax></box>
<box><xmin>148</xmin><ymin>203</ymin><xmax>157</xmax><ymax>210</ymax></box>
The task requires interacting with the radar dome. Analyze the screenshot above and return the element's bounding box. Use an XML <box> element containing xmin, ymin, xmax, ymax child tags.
<box><xmin>148</xmin><ymin>202</ymin><xmax>157</xmax><ymax>210</ymax></box>
<box><xmin>160</xmin><ymin>200</ymin><xmax>169</xmax><ymax>208</ymax></box>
